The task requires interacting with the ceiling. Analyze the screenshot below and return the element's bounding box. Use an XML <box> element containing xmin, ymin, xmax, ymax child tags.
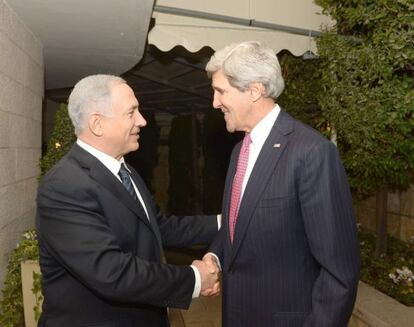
<box><xmin>6</xmin><ymin>0</ymin><xmax>155</xmax><ymax>89</ymax></box>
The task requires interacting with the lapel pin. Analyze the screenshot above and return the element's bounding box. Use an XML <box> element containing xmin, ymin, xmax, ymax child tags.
<box><xmin>273</xmin><ymin>143</ymin><xmax>281</xmax><ymax>148</ymax></box>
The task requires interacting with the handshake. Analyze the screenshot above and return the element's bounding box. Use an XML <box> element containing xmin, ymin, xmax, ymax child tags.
<box><xmin>192</xmin><ymin>253</ymin><xmax>221</xmax><ymax>297</ymax></box>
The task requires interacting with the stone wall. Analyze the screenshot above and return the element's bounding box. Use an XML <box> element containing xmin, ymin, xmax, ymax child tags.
<box><xmin>0</xmin><ymin>0</ymin><xmax>43</xmax><ymax>287</ymax></box>
<box><xmin>355</xmin><ymin>186</ymin><xmax>414</xmax><ymax>242</ymax></box>
<box><xmin>349</xmin><ymin>282</ymin><xmax>414</xmax><ymax>327</ymax></box>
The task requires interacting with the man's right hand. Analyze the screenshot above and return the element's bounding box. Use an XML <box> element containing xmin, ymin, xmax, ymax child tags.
<box><xmin>192</xmin><ymin>259</ymin><xmax>220</xmax><ymax>296</ymax></box>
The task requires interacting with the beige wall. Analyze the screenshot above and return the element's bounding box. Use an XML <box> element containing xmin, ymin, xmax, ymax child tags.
<box><xmin>0</xmin><ymin>0</ymin><xmax>43</xmax><ymax>287</ymax></box>
<box><xmin>355</xmin><ymin>186</ymin><xmax>414</xmax><ymax>243</ymax></box>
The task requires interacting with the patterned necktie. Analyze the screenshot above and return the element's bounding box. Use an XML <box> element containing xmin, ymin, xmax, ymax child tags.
<box><xmin>229</xmin><ymin>133</ymin><xmax>251</xmax><ymax>243</ymax></box>
<box><xmin>118</xmin><ymin>163</ymin><xmax>138</xmax><ymax>201</ymax></box>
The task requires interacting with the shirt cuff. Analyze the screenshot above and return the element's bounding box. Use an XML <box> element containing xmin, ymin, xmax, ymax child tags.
<box><xmin>206</xmin><ymin>252</ymin><xmax>222</xmax><ymax>271</ymax></box>
<box><xmin>190</xmin><ymin>265</ymin><xmax>201</xmax><ymax>298</ymax></box>
<box><xmin>217</xmin><ymin>214</ymin><xmax>222</xmax><ymax>230</ymax></box>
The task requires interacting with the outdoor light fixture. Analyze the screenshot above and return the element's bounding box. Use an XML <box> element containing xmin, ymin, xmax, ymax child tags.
<box><xmin>302</xmin><ymin>31</ymin><xmax>319</xmax><ymax>60</ymax></box>
<box><xmin>302</xmin><ymin>50</ymin><xmax>319</xmax><ymax>60</ymax></box>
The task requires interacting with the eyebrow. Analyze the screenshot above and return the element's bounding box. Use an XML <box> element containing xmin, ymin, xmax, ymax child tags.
<box><xmin>213</xmin><ymin>86</ymin><xmax>224</xmax><ymax>92</ymax></box>
<box><xmin>126</xmin><ymin>104</ymin><xmax>138</xmax><ymax>114</ymax></box>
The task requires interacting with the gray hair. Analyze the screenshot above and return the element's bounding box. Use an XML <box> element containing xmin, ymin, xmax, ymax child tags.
<box><xmin>205</xmin><ymin>41</ymin><xmax>285</xmax><ymax>99</ymax></box>
<box><xmin>68</xmin><ymin>74</ymin><xmax>126</xmax><ymax>135</ymax></box>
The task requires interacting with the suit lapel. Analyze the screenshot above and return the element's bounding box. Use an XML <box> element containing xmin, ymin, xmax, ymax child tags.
<box><xmin>222</xmin><ymin>143</ymin><xmax>241</xmax><ymax>248</ymax></box>
<box><xmin>229</xmin><ymin>110</ymin><xmax>294</xmax><ymax>263</ymax></box>
<box><xmin>69</xmin><ymin>144</ymin><xmax>152</xmax><ymax>229</ymax></box>
<box><xmin>128</xmin><ymin>169</ymin><xmax>163</xmax><ymax>253</ymax></box>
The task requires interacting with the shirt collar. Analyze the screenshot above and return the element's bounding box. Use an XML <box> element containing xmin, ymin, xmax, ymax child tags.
<box><xmin>76</xmin><ymin>139</ymin><xmax>126</xmax><ymax>177</ymax></box>
<box><xmin>250</xmin><ymin>104</ymin><xmax>281</xmax><ymax>148</ymax></box>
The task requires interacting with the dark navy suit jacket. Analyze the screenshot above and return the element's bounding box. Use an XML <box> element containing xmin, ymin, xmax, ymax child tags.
<box><xmin>36</xmin><ymin>144</ymin><xmax>217</xmax><ymax>327</ymax></box>
<box><xmin>210</xmin><ymin>110</ymin><xmax>360</xmax><ymax>327</ymax></box>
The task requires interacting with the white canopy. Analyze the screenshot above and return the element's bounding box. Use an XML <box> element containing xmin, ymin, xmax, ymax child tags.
<box><xmin>149</xmin><ymin>0</ymin><xmax>333</xmax><ymax>56</ymax></box>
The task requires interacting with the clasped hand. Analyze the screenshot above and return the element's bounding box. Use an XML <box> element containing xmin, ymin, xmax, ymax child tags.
<box><xmin>192</xmin><ymin>253</ymin><xmax>221</xmax><ymax>297</ymax></box>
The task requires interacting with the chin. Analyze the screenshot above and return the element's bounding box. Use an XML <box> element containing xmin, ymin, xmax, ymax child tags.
<box><xmin>225</xmin><ymin>125</ymin><xmax>235</xmax><ymax>133</ymax></box>
<box><xmin>127</xmin><ymin>143</ymin><xmax>139</xmax><ymax>153</ymax></box>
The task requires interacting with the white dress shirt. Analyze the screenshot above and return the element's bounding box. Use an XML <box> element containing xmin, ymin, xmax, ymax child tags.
<box><xmin>241</xmin><ymin>104</ymin><xmax>280</xmax><ymax>197</ymax></box>
<box><xmin>207</xmin><ymin>104</ymin><xmax>281</xmax><ymax>269</ymax></box>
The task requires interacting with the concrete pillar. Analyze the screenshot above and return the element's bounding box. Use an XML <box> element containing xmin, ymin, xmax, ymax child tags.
<box><xmin>0</xmin><ymin>0</ymin><xmax>43</xmax><ymax>287</ymax></box>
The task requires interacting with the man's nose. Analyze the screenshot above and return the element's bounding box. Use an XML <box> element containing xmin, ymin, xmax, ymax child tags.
<box><xmin>212</xmin><ymin>93</ymin><xmax>221</xmax><ymax>109</ymax></box>
<box><xmin>136</xmin><ymin>112</ymin><xmax>146</xmax><ymax>127</ymax></box>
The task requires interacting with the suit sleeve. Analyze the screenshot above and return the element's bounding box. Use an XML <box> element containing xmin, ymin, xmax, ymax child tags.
<box><xmin>156</xmin><ymin>211</ymin><xmax>218</xmax><ymax>247</ymax></box>
<box><xmin>129</xmin><ymin>167</ymin><xmax>219</xmax><ymax>247</ymax></box>
<box><xmin>37</xmin><ymin>176</ymin><xmax>195</xmax><ymax>309</ymax></box>
<box><xmin>299</xmin><ymin>141</ymin><xmax>360</xmax><ymax>327</ymax></box>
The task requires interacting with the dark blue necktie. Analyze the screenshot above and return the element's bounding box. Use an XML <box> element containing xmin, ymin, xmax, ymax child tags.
<box><xmin>118</xmin><ymin>163</ymin><xmax>138</xmax><ymax>201</ymax></box>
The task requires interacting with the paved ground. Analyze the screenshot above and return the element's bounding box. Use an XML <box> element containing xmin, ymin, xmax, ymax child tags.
<box><xmin>165</xmin><ymin>248</ymin><xmax>222</xmax><ymax>327</ymax></box>
<box><xmin>170</xmin><ymin>294</ymin><xmax>221</xmax><ymax>327</ymax></box>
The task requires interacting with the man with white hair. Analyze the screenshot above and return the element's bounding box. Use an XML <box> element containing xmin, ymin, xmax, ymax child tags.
<box><xmin>203</xmin><ymin>41</ymin><xmax>360</xmax><ymax>326</ymax></box>
<box><xmin>36</xmin><ymin>74</ymin><xmax>220</xmax><ymax>327</ymax></box>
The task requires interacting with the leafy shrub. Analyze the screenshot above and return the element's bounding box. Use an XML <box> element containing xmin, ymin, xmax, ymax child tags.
<box><xmin>40</xmin><ymin>103</ymin><xmax>76</xmax><ymax>178</ymax></box>
<box><xmin>0</xmin><ymin>231</ymin><xmax>42</xmax><ymax>326</ymax></box>
<box><xmin>359</xmin><ymin>226</ymin><xmax>414</xmax><ymax>306</ymax></box>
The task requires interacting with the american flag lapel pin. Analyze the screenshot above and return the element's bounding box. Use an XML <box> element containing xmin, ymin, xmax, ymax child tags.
<box><xmin>273</xmin><ymin>143</ymin><xmax>281</xmax><ymax>148</ymax></box>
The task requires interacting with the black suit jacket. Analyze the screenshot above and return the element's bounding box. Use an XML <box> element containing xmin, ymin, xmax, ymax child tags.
<box><xmin>36</xmin><ymin>144</ymin><xmax>217</xmax><ymax>327</ymax></box>
<box><xmin>210</xmin><ymin>110</ymin><xmax>360</xmax><ymax>327</ymax></box>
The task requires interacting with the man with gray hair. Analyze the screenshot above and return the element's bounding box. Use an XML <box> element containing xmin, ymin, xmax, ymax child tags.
<box><xmin>202</xmin><ymin>41</ymin><xmax>360</xmax><ymax>326</ymax></box>
<box><xmin>36</xmin><ymin>74</ymin><xmax>220</xmax><ymax>327</ymax></box>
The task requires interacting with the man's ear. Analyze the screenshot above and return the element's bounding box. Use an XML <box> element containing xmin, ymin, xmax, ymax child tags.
<box><xmin>249</xmin><ymin>82</ymin><xmax>265</xmax><ymax>102</ymax></box>
<box><xmin>88</xmin><ymin>112</ymin><xmax>103</xmax><ymax>136</ymax></box>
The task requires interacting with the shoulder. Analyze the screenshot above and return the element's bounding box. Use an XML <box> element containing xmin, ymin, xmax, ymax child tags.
<box><xmin>281</xmin><ymin>111</ymin><xmax>332</xmax><ymax>149</ymax></box>
<box><xmin>38</xmin><ymin>150</ymin><xmax>92</xmax><ymax>198</ymax></box>
<box><xmin>276</xmin><ymin>111</ymin><xmax>339</xmax><ymax>164</ymax></box>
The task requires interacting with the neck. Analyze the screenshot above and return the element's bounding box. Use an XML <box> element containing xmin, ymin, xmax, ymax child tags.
<box><xmin>78</xmin><ymin>134</ymin><xmax>121</xmax><ymax>160</ymax></box>
<box><xmin>245</xmin><ymin>98</ymin><xmax>275</xmax><ymax>133</ymax></box>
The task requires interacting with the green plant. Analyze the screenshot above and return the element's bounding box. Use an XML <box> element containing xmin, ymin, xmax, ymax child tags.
<box><xmin>312</xmin><ymin>0</ymin><xmax>414</xmax><ymax>256</ymax></box>
<box><xmin>0</xmin><ymin>230</ymin><xmax>41</xmax><ymax>327</ymax></box>
<box><xmin>40</xmin><ymin>103</ymin><xmax>76</xmax><ymax>178</ymax></box>
<box><xmin>278</xmin><ymin>54</ymin><xmax>327</xmax><ymax>134</ymax></box>
<box><xmin>32</xmin><ymin>270</ymin><xmax>43</xmax><ymax>321</ymax></box>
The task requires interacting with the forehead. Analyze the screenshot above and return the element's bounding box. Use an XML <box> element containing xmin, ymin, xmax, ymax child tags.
<box><xmin>211</xmin><ymin>70</ymin><xmax>231</xmax><ymax>88</ymax></box>
<box><xmin>110</xmin><ymin>83</ymin><xmax>138</xmax><ymax>105</ymax></box>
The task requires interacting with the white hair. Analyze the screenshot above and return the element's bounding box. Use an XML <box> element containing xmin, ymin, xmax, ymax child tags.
<box><xmin>68</xmin><ymin>74</ymin><xmax>126</xmax><ymax>135</ymax></box>
<box><xmin>205</xmin><ymin>41</ymin><xmax>285</xmax><ymax>99</ymax></box>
